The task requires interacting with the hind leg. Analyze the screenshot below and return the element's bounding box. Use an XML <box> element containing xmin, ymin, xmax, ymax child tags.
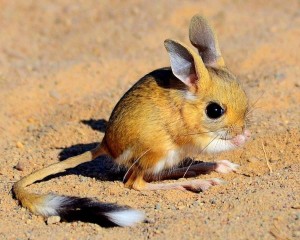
<box><xmin>124</xmin><ymin>169</ymin><xmax>147</xmax><ymax>190</ymax></box>
<box><xmin>123</xmin><ymin>150</ymin><xmax>229</xmax><ymax>192</ymax></box>
<box><xmin>125</xmin><ymin>172</ymin><xmax>223</xmax><ymax>193</ymax></box>
<box><xmin>145</xmin><ymin>160</ymin><xmax>239</xmax><ymax>181</ymax></box>
<box><xmin>124</xmin><ymin>167</ymin><xmax>223</xmax><ymax>193</ymax></box>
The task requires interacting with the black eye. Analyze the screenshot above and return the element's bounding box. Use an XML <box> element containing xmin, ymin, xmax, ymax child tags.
<box><xmin>206</xmin><ymin>102</ymin><xmax>225</xmax><ymax>119</ymax></box>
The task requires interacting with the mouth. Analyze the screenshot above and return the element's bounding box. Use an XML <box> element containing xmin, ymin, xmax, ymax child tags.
<box><xmin>219</xmin><ymin>136</ymin><xmax>233</xmax><ymax>141</ymax></box>
<box><xmin>230</xmin><ymin>130</ymin><xmax>251</xmax><ymax>147</ymax></box>
<box><xmin>203</xmin><ymin>129</ymin><xmax>251</xmax><ymax>154</ymax></box>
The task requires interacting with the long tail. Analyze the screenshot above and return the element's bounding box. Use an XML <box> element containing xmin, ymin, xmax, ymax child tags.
<box><xmin>13</xmin><ymin>144</ymin><xmax>145</xmax><ymax>227</ymax></box>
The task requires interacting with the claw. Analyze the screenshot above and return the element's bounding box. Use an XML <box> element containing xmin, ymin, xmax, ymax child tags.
<box><xmin>184</xmin><ymin>178</ymin><xmax>224</xmax><ymax>192</ymax></box>
<box><xmin>210</xmin><ymin>178</ymin><xmax>226</xmax><ymax>185</ymax></box>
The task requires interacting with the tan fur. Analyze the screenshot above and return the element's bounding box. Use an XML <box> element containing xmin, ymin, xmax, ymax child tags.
<box><xmin>13</xmin><ymin>143</ymin><xmax>108</xmax><ymax>214</ymax></box>
<box><xmin>13</xmin><ymin>14</ymin><xmax>249</xmax><ymax>217</ymax></box>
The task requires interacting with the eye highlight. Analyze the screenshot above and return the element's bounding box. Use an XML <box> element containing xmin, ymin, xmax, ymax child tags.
<box><xmin>205</xmin><ymin>102</ymin><xmax>225</xmax><ymax>119</ymax></box>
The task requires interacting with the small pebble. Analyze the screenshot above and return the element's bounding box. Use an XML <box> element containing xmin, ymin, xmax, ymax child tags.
<box><xmin>49</xmin><ymin>90</ymin><xmax>61</xmax><ymax>100</ymax></box>
<box><xmin>144</xmin><ymin>218</ymin><xmax>155</xmax><ymax>224</ymax></box>
<box><xmin>169</xmin><ymin>205</ymin><xmax>176</xmax><ymax>210</ymax></box>
<box><xmin>46</xmin><ymin>216</ymin><xmax>61</xmax><ymax>225</ymax></box>
<box><xmin>15</xmin><ymin>161</ymin><xmax>25</xmax><ymax>171</ymax></box>
<box><xmin>293</xmin><ymin>231</ymin><xmax>300</xmax><ymax>237</ymax></box>
<box><xmin>16</xmin><ymin>141</ymin><xmax>24</xmax><ymax>149</ymax></box>
<box><xmin>27</xmin><ymin>125</ymin><xmax>36</xmax><ymax>132</ymax></box>
<box><xmin>192</xmin><ymin>201</ymin><xmax>200</xmax><ymax>207</ymax></box>
<box><xmin>154</xmin><ymin>204</ymin><xmax>161</xmax><ymax>210</ymax></box>
<box><xmin>27</xmin><ymin>118</ymin><xmax>35</xmax><ymax>123</ymax></box>
<box><xmin>131</xmin><ymin>6</ymin><xmax>140</xmax><ymax>15</ymax></box>
<box><xmin>247</xmin><ymin>157</ymin><xmax>259</xmax><ymax>163</ymax></box>
<box><xmin>177</xmin><ymin>205</ymin><xmax>185</xmax><ymax>210</ymax></box>
<box><xmin>274</xmin><ymin>72</ymin><xmax>286</xmax><ymax>80</ymax></box>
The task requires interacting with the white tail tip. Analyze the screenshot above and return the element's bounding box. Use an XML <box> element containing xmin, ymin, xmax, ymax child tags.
<box><xmin>105</xmin><ymin>209</ymin><xmax>145</xmax><ymax>227</ymax></box>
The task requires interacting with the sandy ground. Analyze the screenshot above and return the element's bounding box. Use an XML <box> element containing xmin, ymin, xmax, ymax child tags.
<box><xmin>0</xmin><ymin>0</ymin><xmax>299</xmax><ymax>239</ymax></box>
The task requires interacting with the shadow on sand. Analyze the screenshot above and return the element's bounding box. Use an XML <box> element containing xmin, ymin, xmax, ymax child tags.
<box><xmin>41</xmin><ymin>118</ymin><xmax>125</xmax><ymax>183</ymax></box>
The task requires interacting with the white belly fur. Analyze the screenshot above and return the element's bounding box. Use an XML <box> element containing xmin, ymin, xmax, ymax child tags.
<box><xmin>152</xmin><ymin>145</ymin><xmax>202</xmax><ymax>174</ymax></box>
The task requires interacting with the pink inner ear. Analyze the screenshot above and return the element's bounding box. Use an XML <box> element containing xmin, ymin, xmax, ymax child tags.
<box><xmin>185</xmin><ymin>73</ymin><xmax>198</xmax><ymax>86</ymax></box>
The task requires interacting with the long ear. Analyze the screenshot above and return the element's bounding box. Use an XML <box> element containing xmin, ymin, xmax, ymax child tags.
<box><xmin>189</xmin><ymin>14</ymin><xmax>225</xmax><ymax>68</ymax></box>
<box><xmin>164</xmin><ymin>39</ymin><xmax>209</xmax><ymax>87</ymax></box>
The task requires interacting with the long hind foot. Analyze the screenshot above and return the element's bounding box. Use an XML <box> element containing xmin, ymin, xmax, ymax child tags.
<box><xmin>145</xmin><ymin>160</ymin><xmax>239</xmax><ymax>181</ymax></box>
<box><xmin>145</xmin><ymin>178</ymin><xmax>224</xmax><ymax>193</ymax></box>
<box><xmin>124</xmin><ymin>167</ymin><xmax>224</xmax><ymax>193</ymax></box>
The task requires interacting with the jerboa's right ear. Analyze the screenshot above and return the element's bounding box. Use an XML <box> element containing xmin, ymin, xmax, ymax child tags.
<box><xmin>164</xmin><ymin>39</ymin><xmax>209</xmax><ymax>88</ymax></box>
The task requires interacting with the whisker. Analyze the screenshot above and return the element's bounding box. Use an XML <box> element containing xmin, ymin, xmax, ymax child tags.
<box><xmin>245</xmin><ymin>106</ymin><xmax>263</xmax><ymax>118</ymax></box>
<box><xmin>182</xmin><ymin>133</ymin><xmax>220</xmax><ymax>178</ymax></box>
<box><xmin>182</xmin><ymin>127</ymin><xmax>228</xmax><ymax>136</ymax></box>
<box><xmin>122</xmin><ymin>148</ymin><xmax>151</xmax><ymax>183</ymax></box>
<box><xmin>182</xmin><ymin>130</ymin><xmax>214</xmax><ymax>136</ymax></box>
<box><xmin>249</xmin><ymin>92</ymin><xmax>264</xmax><ymax>109</ymax></box>
<box><xmin>246</xmin><ymin>92</ymin><xmax>265</xmax><ymax>117</ymax></box>
<box><xmin>225</xmin><ymin>129</ymin><xmax>230</xmax><ymax>141</ymax></box>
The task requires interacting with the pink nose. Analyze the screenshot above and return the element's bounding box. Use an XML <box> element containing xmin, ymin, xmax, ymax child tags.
<box><xmin>231</xmin><ymin>129</ymin><xmax>251</xmax><ymax>147</ymax></box>
<box><xmin>244</xmin><ymin>129</ymin><xmax>251</xmax><ymax>138</ymax></box>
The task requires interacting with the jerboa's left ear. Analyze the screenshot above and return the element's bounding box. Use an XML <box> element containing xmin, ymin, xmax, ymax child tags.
<box><xmin>189</xmin><ymin>14</ymin><xmax>225</xmax><ymax>68</ymax></box>
<box><xmin>164</xmin><ymin>39</ymin><xmax>209</xmax><ymax>87</ymax></box>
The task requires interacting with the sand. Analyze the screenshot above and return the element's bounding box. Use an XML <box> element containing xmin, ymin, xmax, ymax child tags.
<box><xmin>0</xmin><ymin>0</ymin><xmax>299</xmax><ymax>239</ymax></box>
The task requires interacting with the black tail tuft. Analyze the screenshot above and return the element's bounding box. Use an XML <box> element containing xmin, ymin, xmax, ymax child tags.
<box><xmin>54</xmin><ymin>196</ymin><xmax>144</xmax><ymax>227</ymax></box>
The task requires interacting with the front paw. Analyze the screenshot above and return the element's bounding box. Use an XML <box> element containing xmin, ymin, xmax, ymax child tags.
<box><xmin>215</xmin><ymin>160</ymin><xmax>239</xmax><ymax>173</ymax></box>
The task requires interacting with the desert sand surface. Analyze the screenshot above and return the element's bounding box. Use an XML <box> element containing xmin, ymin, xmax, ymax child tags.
<box><xmin>0</xmin><ymin>0</ymin><xmax>299</xmax><ymax>239</ymax></box>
